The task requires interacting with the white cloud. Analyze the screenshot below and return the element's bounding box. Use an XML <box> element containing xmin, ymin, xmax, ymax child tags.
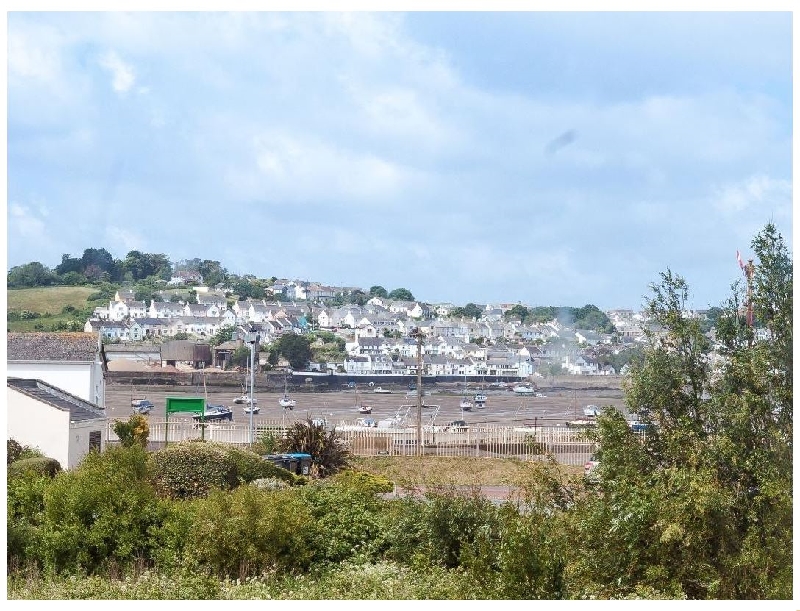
<box><xmin>98</xmin><ymin>50</ymin><xmax>136</xmax><ymax>94</ymax></box>
<box><xmin>104</xmin><ymin>226</ymin><xmax>145</xmax><ymax>253</ymax></box>
<box><xmin>248</xmin><ymin>132</ymin><xmax>412</xmax><ymax>202</ymax></box>
<box><xmin>8</xmin><ymin>203</ymin><xmax>47</xmax><ymax>241</ymax></box>
<box><xmin>712</xmin><ymin>175</ymin><xmax>793</xmax><ymax>214</ymax></box>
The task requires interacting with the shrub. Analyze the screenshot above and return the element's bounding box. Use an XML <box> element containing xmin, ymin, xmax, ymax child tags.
<box><xmin>382</xmin><ymin>488</ymin><xmax>501</xmax><ymax>570</ymax></box>
<box><xmin>38</xmin><ymin>445</ymin><xmax>163</xmax><ymax>574</ymax></box>
<box><xmin>7</xmin><ymin>438</ymin><xmax>23</xmax><ymax>464</ymax></box>
<box><xmin>112</xmin><ymin>414</ymin><xmax>150</xmax><ymax>448</ymax></box>
<box><xmin>297</xmin><ymin>479</ymin><xmax>389</xmax><ymax>564</ymax></box>
<box><xmin>185</xmin><ymin>486</ymin><xmax>317</xmax><ymax>579</ymax></box>
<box><xmin>221</xmin><ymin>445</ymin><xmax>299</xmax><ymax>486</ymax></box>
<box><xmin>277</xmin><ymin>419</ymin><xmax>350</xmax><ymax>477</ymax></box>
<box><xmin>7</xmin><ymin>472</ymin><xmax>53</xmax><ymax>570</ymax></box>
<box><xmin>8</xmin><ymin>457</ymin><xmax>62</xmax><ymax>479</ymax></box>
<box><xmin>150</xmin><ymin>441</ymin><xmax>238</xmax><ymax>500</ymax></box>
<box><xmin>332</xmin><ymin>469</ymin><xmax>394</xmax><ymax>494</ymax></box>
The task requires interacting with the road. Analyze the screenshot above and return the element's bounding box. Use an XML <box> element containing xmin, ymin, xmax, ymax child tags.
<box><xmin>107</xmin><ymin>381</ymin><xmax>628</xmax><ymax>428</ymax></box>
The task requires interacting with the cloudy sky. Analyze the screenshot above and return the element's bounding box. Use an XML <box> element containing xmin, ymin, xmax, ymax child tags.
<box><xmin>6</xmin><ymin>10</ymin><xmax>793</xmax><ymax>310</ymax></box>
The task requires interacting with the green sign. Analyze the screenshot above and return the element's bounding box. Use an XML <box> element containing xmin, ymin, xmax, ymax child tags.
<box><xmin>165</xmin><ymin>397</ymin><xmax>205</xmax><ymax>415</ymax></box>
<box><xmin>164</xmin><ymin>397</ymin><xmax>207</xmax><ymax>445</ymax></box>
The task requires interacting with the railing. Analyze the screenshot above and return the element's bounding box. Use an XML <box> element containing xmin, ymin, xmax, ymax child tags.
<box><xmin>107</xmin><ymin>418</ymin><xmax>600</xmax><ymax>465</ymax></box>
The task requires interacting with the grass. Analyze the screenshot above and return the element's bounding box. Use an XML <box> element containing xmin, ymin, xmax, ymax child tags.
<box><xmin>7</xmin><ymin>286</ymin><xmax>98</xmax><ymax>315</ymax></box>
<box><xmin>349</xmin><ymin>455</ymin><xmax>581</xmax><ymax>487</ymax></box>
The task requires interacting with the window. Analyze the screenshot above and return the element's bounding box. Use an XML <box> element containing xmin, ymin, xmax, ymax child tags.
<box><xmin>89</xmin><ymin>430</ymin><xmax>101</xmax><ymax>452</ymax></box>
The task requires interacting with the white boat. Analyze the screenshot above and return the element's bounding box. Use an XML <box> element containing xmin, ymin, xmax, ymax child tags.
<box><xmin>192</xmin><ymin>404</ymin><xmax>233</xmax><ymax>422</ymax></box>
<box><xmin>513</xmin><ymin>384</ymin><xmax>536</xmax><ymax>395</ymax></box>
<box><xmin>459</xmin><ymin>375</ymin><xmax>473</xmax><ymax>411</ymax></box>
<box><xmin>584</xmin><ymin>405</ymin><xmax>600</xmax><ymax>417</ymax></box>
<box><xmin>373</xmin><ymin>386</ymin><xmax>393</xmax><ymax>394</ymax></box>
<box><xmin>278</xmin><ymin>377</ymin><xmax>296</xmax><ymax>410</ymax></box>
<box><xmin>358</xmin><ymin>404</ymin><xmax>373</xmax><ymax>414</ymax></box>
<box><xmin>242</xmin><ymin>404</ymin><xmax>260</xmax><ymax>415</ymax></box>
<box><xmin>279</xmin><ymin>395</ymin><xmax>296</xmax><ymax>410</ymax></box>
<box><xmin>474</xmin><ymin>393</ymin><xmax>488</xmax><ymax>407</ymax></box>
<box><xmin>233</xmin><ymin>395</ymin><xmax>257</xmax><ymax>405</ymax></box>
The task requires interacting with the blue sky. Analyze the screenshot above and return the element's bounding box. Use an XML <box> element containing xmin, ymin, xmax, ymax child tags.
<box><xmin>5</xmin><ymin>10</ymin><xmax>793</xmax><ymax>310</ymax></box>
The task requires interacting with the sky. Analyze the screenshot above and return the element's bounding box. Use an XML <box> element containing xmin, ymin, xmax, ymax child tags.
<box><xmin>5</xmin><ymin>9</ymin><xmax>794</xmax><ymax>311</ymax></box>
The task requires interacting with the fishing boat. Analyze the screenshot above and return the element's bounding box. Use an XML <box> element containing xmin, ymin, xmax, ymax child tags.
<box><xmin>513</xmin><ymin>384</ymin><xmax>536</xmax><ymax>395</ymax></box>
<box><xmin>373</xmin><ymin>386</ymin><xmax>393</xmax><ymax>394</ymax></box>
<box><xmin>131</xmin><ymin>399</ymin><xmax>154</xmax><ymax>415</ymax></box>
<box><xmin>473</xmin><ymin>393</ymin><xmax>487</xmax><ymax>408</ymax></box>
<box><xmin>279</xmin><ymin>377</ymin><xmax>296</xmax><ymax>410</ymax></box>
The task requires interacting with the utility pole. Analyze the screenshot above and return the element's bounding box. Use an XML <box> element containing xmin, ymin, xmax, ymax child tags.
<box><xmin>411</xmin><ymin>327</ymin><xmax>424</xmax><ymax>457</ymax></box>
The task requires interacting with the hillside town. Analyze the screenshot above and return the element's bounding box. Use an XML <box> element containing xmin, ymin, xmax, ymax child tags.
<box><xmin>79</xmin><ymin>276</ymin><xmax>727</xmax><ymax>379</ymax></box>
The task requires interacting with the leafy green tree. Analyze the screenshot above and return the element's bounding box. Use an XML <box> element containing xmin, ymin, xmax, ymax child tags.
<box><xmin>55</xmin><ymin>254</ymin><xmax>83</xmax><ymax>276</ymax></box>
<box><xmin>274</xmin><ymin>334</ymin><xmax>313</xmax><ymax>370</ymax></box>
<box><xmin>7</xmin><ymin>262</ymin><xmax>57</xmax><ymax>288</ymax></box>
<box><xmin>388</xmin><ymin>287</ymin><xmax>415</xmax><ymax>301</ymax></box>
<box><xmin>504</xmin><ymin>304</ymin><xmax>530</xmax><ymax>322</ymax></box>
<box><xmin>452</xmin><ymin>302</ymin><xmax>483</xmax><ymax>320</ymax></box>
<box><xmin>369</xmin><ymin>285</ymin><xmax>388</xmax><ymax>298</ymax></box>
<box><xmin>580</xmin><ymin>223</ymin><xmax>793</xmax><ymax>599</ymax></box>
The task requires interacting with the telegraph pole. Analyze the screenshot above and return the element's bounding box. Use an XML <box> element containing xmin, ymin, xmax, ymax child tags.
<box><xmin>412</xmin><ymin>327</ymin><xmax>424</xmax><ymax>456</ymax></box>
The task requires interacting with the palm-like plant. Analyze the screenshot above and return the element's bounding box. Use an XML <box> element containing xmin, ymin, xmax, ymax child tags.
<box><xmin>277</xmin><ymin>419</ymin><xmax>350</xmax><ymax>477</ymax></box>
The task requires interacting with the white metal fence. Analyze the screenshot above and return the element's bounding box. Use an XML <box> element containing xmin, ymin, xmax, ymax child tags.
<box><xmin>107</xmin><ymin>419</ymin><xmax>599</xmax><ymax>466</ymax></box>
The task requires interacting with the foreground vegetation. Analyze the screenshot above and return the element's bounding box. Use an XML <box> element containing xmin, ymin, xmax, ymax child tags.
<box><xmin>7</xmin><ymin>224</ymin><xmax>792</xmax><ymax>599</ymax></box>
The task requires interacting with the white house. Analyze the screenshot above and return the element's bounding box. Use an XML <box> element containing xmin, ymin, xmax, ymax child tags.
<box><xmin>7</xmin><ymin>378</ymin><xmax>107</xmax><ymax>470</ymax></box>
<box><xmin>7</xmin><ymin>332</ymin><xmax>108</xmax><ymax>408</ymax></box>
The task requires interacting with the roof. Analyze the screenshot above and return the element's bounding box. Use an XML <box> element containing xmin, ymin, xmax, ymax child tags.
<box><xmin>8</xmin><ymin>377</ymin><xmax>106</xmax><ymax>422</ymax></box>
<box><xmin>7</xmin><ymin>332</ymin><xmax>102</xmax><ymax>362</ymax></box>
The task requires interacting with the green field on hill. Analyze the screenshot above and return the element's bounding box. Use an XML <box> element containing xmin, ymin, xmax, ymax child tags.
<box><xmin>7</xmin><ymin>286</ymin><xmax>98</xmax><ymax>315</ymax></box>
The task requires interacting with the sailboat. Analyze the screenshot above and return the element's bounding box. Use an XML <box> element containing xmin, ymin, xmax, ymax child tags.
<box><xmin>353</xmin><ymin>384</ymin><xmax>373</xmax><ymax>414</ymax></box>
<box><xmin>238</xmin><ymin>363</ymin><xmax>259</xmax><ymax>414</ymax></box>
<box><xmin>459</xmin><ymin>375</ymin><xmax>473</xmax><ymax>412</ymax></box>
<box><xmin>279</xmin><ymin>376</ymin><xmax>296</xmax><ymax>410</ymax></box>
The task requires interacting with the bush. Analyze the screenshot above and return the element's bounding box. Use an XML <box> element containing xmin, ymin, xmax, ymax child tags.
<box><xmin>7</xmin><ymin>472</ymin><xmax>53</xmax><ymax>570</ymax></box>
<box><xmin>38</xmin><ymin>445</ymin><xmax>163</xmax><ymax>574</ymax></box>
<box><xmin>297</xmin><ymin>479</ymin><xmax>389</xmax><ymax>564</ymax></box>
<box><xmin>185</xmin><ymin>486</ymin><xmax>317</xmax><ymax>579</ymax></box>
<box><xmin>8</xmin><ymin>438</ymin><xmax>23</xmax><ymax>464</ymax></box>
<box><xmin>332</xmin><ymin>469</ymin><xmax>394</xmax><ymax>494</ymax></box>
<box><xmin>221</xmin><ymin>445</ymin><xmax>299</xmax><ymax>486</ymax></box>
<box><xmin>150</xmin><ymin>441</ymin><xmax>238</xmax><ymax>500</ymax></box>
<box><xmin>112</xmin><ymin>414</ymin><xmax>150</xmax><ymax>448</ymax></box>
<box><xmin>8</xmin><ymin>457</ymin><xmax>62</xmax><ymax>479</ymax></box>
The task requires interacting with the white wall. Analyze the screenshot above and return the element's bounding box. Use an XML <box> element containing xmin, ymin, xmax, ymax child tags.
<box><xmin>7</xmin><ymin>388</ymin><xmax>71</xmax><ymax>469</ymax></box>
<box><xmin>7</xmin><ymin>388</ymin><xmax>106</xmax><ymax>470</ymax></box>
<box><xmin>7</xmin><ymin>361</ymin><xmax>105</xmax><ymax>407</ymax></box>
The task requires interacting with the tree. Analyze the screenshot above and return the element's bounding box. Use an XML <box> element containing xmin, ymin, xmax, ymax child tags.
<box><xmin>55</xmin><ymin>253</ymin><xmax>83</xmax><ymax>276</ymax></box>
<box><xmin>388</xmin><ymin>287</ymin><xmax>414</xmax><ymax>301</ymax></box>
<box><xmin>7</xmin><ymin>262</ymin><xmax>57</xmax><ymax>288</ymax></box>
<box><xmin>369</xmin><ymin>285</ymin><xmax>388</xmax><ymax>298</ymax></box>
<box><xmin>274</xmin><ymin>334</ymin><xmax>313</xmax><ymax>370</ymax></box>
<box><xmin>579</xmin><ymin>223</ymin><xmax>793</xmax><ymax>598</ymax></box>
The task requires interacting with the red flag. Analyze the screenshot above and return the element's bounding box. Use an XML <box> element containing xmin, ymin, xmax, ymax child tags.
<box><xmin>736</xmin><ymin>250</ymin><xmax>744</xmax><ymax>271</ymax></box>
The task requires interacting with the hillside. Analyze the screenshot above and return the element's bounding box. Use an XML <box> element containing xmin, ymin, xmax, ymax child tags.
<box><xmin>7</xmin><ymin>286</ymin><xmax>98</xmax><ymax>315</ymax></box>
